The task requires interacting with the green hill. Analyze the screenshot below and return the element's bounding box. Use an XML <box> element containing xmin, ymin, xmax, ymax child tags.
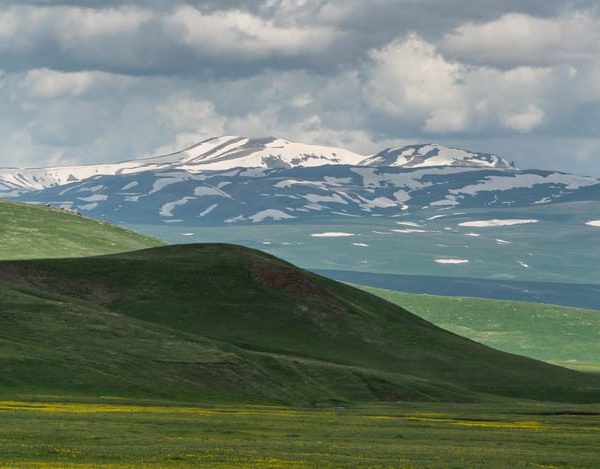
<box><xmin>357</xmin><ymin>286</ymin><xmax>600</xmax><ymax>373</ymax></box>
<box><xmin>0</xmin><ymin>200</ymin><xmax>163</xmax><ymax>260</ymax></box>
<box><xmin>1</xmin><ymin>243</ymin><xmax>599</xmax><ymax>405</ymax></box>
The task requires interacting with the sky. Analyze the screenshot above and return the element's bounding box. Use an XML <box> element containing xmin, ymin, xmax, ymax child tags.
<box><xmin>1</xmin><ymin>0</ymin><xmax>599</xmax><ymax>175</ymax></box>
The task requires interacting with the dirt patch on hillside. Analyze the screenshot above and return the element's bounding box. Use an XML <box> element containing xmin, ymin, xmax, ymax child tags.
<box><xmin>246</xmin><ymin>257</ymin><xmax>347</xmax><ymax>316</ymax></box>
<box><xmin>0</xmin><ymin>262</ymin><xmax>118</xmax><ymax>304</ymax></box>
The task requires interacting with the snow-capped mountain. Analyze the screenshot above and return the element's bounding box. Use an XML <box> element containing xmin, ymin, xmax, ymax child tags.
<box><xmin>4</xmin><ymin>135</ymin><xmax>600</xmax><ymax>226</ymax></box>
<box><xmin>0</xmin><ymin>136</ymin><xmax>364</xmax><ymax>195</ymax></box>
<box><xmin>0</xmin><ymin>136</ymin><xmax>514</xmax><ymax>196</ymax></box>
<box><xmin>361</xmin><ymin>144</ymin><xmax>515</xmax><ymax>169</ymax></box>
<box><xmin>16</xmin><ymin>165</ymin><xmax>600</xmax><ymax>225</ymax></box>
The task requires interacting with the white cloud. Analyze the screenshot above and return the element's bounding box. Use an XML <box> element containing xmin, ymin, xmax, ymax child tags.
<box><xmin>151</xmin><ymin>95</ymin><xmax>226</xmax><ymax>154</ymax></box>
<box><xmin>0</xmin><ymin>5</ymin><xmax>151</xmax><ymax>54</ymax></box>
<box><xmin>157</xmin><ymin>96</ymin><xmax>225</xmax><ymax>133</ymax></box>
<box><xmin>501</xmin><ymin>105</ymin><xmax>545</xmax><ymax>133</ymax></box>
<box><xmin>365</xmin><ymin>34</ymin><xmax>465</xmax><ymax>123</ymax></box>
<box><xmin>364</xmin><ymin>34</ymin><xmax>564</xmax><ymax>134</ymax></box>
<box><xmin>0</xmin><ymin>4</ymin><xmax>343</xmax><ymax>73</ymax></box>
<box><xmin>169</xmin><ymin>6</ymin><xmax>342</xmax><ymax>60</ymax></box>
<box><xmin>0</xmin><ymin>2</ymin><xmax>599</xmax><ymax>176</ymax></box>
<box><xmin>22</xmin><ymin>69</ymin><xmax>132</xmax><ymax>99</ymax></box>
<box><xmin>442</xmin><ymin>11</ymin><xmax>600</xmax><ymax>67</ymax></box>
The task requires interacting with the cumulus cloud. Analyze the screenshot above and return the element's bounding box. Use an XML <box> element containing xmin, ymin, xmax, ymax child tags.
<box><xmin>170</xmin><ymin>6</ymin><xmax>341</xmax><ymax>60</ymax></box>
<box><xmin>363</xmin><ymin>34</ymin><xmax>558</xmax><ymax>135</ymax></box>
<box><xmin>0</xmin><ymin>1</ymin><xmax>599</xmax><ymax>175</ymax></box>
<box><xmin>22</xmin><ymin>69</ymin><xmax>132</xmax><ymax>98</ymax></box>
<box><xmin>364</xmin><ymin>35</ymin><xmax>466</xmax><ymax>129</ymax></box>
<box><xmin>442</xmin><ymin>12</ymin><xmax>600</xmax><ymax>67</ymax></box>
<box><xmin>0</xmin><ymin>5</ymin><xmax>153</xmax><ymax>68</ymax></box>
<box><xmin>152</xmin><ymin>95</ymin><xmax>227</xmax><ymax>153</ymax></box>
<box><xmin>0</xmin><ymin>4</ymin><xmax>344</xmax><ymax>75</ymax></box>
<box><xmin>500</xmin><ymin>105</ymin><xmax>545</xmax><ymax>133</ymax></box>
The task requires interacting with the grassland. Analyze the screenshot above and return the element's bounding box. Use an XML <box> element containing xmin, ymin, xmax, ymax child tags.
<box><xmin>1</xmin><ymin>203</ymin><xmax>600</xmax><ymax>467</ymax></box>
<box><xmin>0</xmin><ymin>398</ymin><xmax>599</xmax><ymax>468</ymax></box>
<box><xmin>359</xmin><ymin>286</ymin><xmax>600</xmax><ymax>373</ymax></box>
<box><xmin>1</xmin><ymin>243</ymin><xmax>600</xmax><ymax>405</ymax></box>
<box><xmin>0</xmin><ymin>200</ymin><xmax>163</xmax><ymax>259</ymax></box>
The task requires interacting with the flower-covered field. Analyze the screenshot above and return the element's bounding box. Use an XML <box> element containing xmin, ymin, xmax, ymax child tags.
<box><xmin>1</xmin><ymin>399</ymin><xmax>599</xmax><ymax>468</ymax></box>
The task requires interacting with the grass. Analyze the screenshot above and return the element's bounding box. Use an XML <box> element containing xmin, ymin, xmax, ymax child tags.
<box><xmin>1</xmin><ymin>204</ymin><xmax>600</xmax><ymax>467</ymax></box>
<box><xmin>0</xmin><ymin>200</ymin><xmax>163</xmax><ymax>260</ymax></box>
<box><xmin>1</xmin><ymin>243</ymin><xmax>600</xmax><ymax>405</ymax></box>
<box><xmin>357</xmin><ymin>286</ymin><xmax>600</xmax><ymax>373</ymax></box>
<box><xmin>0</xmin><ymin>398</ymin><xmax>599</xmax><ymax>467</ymax></box>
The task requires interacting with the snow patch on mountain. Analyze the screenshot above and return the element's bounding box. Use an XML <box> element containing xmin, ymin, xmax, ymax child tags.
<box><xmin>448</xmin><ymin>173</ymin><xmax>597</xmax><ymax>196</ymax></box>
<box><xmin>78</xmin><ymin>194</ymin><xmax>107</xmax><ymax>202</ymax></box>
<box><xmin>311</xmin><ymin>232</ymin><xmax>355</xmax><ymax>237</ymax></box>
<box><xmin>247</xmin><ymin>209</ymin><xmax>295</xmax><ymax>222</ymax></box>
<box><xmin>362</xmin><ymin>144</ymin><xmax>515</xmax><ymax>169</ymax></box>
<box><xmin>160</xmin><ymin>196</ymin><xmax>196</xmax><ymax>217</ymax></box>
<box><xmin>435</xmin><ymin>258</ymin><xmax>470</xmax><ymax>264</ymax></box>
<box><xmin>459</xmin><ymin>219</ymin><xmax>539</xmax><ymax>227</ymax></box>
<box><xmin>199</xmin><ymin>203</ymin><xmax>218</xmax><ymax>217</ymax></box>
<box><xmin>122</xmin><ymin>181</ymin><xmax>139</xmax><ymax>191</ymax></box>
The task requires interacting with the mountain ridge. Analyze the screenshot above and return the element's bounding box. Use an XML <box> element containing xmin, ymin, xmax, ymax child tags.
<box><xmin>0</xmin><ymin>136</ymin><xmax>515</xmax><ymax>195</ymax></box>
<box><xmin>4</xmin><ymin>135</ymin><xmax>598</xmax><ymax>226</ymax></box>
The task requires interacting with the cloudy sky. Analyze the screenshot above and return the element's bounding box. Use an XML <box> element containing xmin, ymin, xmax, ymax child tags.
<box><xmin>1</xmin><ymin>0</ymin><xmax>599</xmax><ymax>175</ymax></box>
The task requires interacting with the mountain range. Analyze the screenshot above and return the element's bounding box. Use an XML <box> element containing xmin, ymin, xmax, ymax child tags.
<box><xmin>2</xmin><ymin>136</ymin><xmax>598</xmax><ymax>225</ymax></box>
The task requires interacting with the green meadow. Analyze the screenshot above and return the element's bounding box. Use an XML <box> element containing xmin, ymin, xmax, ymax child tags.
<box><xmin>1</xmin><ymin>200</ymin><xmax>600</xmax><ymax>468</ymax></box>
<box><xmin>1</xmin><ymin>399</ymin><xmax>599</xmax><ymax>468</ymax></box>
<box><xmin>359</xmin><ymin>286</ymin><xmax>600</xmax><ymax>373</ymax></box>
<box><xmin>0</xmin><ymin>200</ymin><xmax>162</xmax><ymax>260</ymax></box>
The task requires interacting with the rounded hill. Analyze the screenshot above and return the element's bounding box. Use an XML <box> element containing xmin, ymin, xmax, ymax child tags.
<box><xmin>0</xmin><ymin>200</ymin><xmax>163</xmax><ymax>260</ymax></box>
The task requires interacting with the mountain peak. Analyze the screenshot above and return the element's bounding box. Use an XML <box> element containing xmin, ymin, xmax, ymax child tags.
<box><xmin>172</xmin><ymin>135</ymin><xmax>365</xmax><ymax>170</ymax></box>
<box><xmin>0</xmin><ymin>136</ymin><xmax>517</xmax><ymax>195</ymax></box>
<box><xmin>361</xmin><ymin>144</ymin><xmax>516</xmax><ymax>169</ymax></box>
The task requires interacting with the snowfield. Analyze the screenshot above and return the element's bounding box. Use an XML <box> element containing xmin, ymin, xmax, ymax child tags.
<box><xmin>435</xmin><ymin>258</ymin><xmax>470</xmax><ymax>264</ymax></box>
<box><xmin>459</xmin><ymin>219</ymin><xmax>539</xmax><ymax>227</ymax></box>
<box><xmin>391</xmin><ymin>229</ymin><xmax>431</xmax><ymax>233</ymax></box>
<box><xmin>311</xmin><ymin>232</ymin><xmax>355</xmax><ymax>237</ymax></box>
<box><xmin>249</xmin><ymin>210</ymin><xmax>296</xmax><ymax>223</ymax></box>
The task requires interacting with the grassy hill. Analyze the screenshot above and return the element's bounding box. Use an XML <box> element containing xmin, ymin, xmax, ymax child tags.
<box><xmin>0</xmin><ymin>200</ymin><xmax>163</xmax><ymax>259</ymax></box>
<box><xmin>1</xmin><ymin>243</ymin><xmax>599</xmax><ymax>405</ymax></box>
<box><xmin>358</xmin><ymin>286</ymin><xmax>600</xmax><ymax>373</ymax></box>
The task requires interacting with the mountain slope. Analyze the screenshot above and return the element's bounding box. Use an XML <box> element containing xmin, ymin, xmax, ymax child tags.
<box><xmin>361</xmin><ymin>144</ymin><xmax>515</xmax><ymax>169</ymax></box>
<box><xmin>16</xmin><ymin>165</ymin><xmax>599</xmax><ymax>225</ymax></box>
<box><xmin>0</xmin><ymin>200</ymin><xmax>163</xmax><ymax>260</ymax></box>
<box><xmin>1</xmin><ymin>243</ymin><xmax>599</xmax><ymax>404</ymax></box>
